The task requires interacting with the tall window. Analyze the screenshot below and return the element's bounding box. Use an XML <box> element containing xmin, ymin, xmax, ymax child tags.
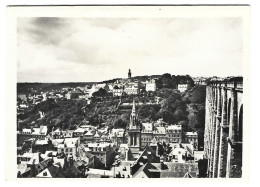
<box><xmin>238</xmin><ymin>105</ymin><xmax>243</xmax><ymax>142</ymax></box>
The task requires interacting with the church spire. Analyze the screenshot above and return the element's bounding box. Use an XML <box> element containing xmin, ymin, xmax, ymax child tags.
<box><xmin>129</xmin><ymin>98</ymin><xmax>137</xmax><ymax>128</ymax></box>
<box><xmin>132</xmin><ymin>98</ymin><xmax>136</xmax><ymax>115</ymax></box>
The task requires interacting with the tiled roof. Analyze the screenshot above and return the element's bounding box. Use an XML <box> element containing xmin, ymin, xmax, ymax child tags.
<box><xmin>35</xmin><ymin>158</ymin><xmax>52</xmax><ymax>173</ymax></box>
<box><xmin>151</xmin><ymin>162</ymin><xmax>198</xmax><ymax>178</ymax></box>
<box><xmin>53</xmin><ymin>128</ymin><xmax>61</xmax><ymax>133</ymax></box>
<box><xmin>17</xmin><ymin>164</ymin><xmax>30</xmax><ymax>175</ymax></box>
<box><xmin>153</xmin><ymin>127</ymin><xmax>166</xmax><ymax>134</ymax></box>
<box><xmin>167</xmin><ymin>125</ymin><xmax>182</xmax><ymax>131</ymax></box>
<box><xmin>132</xmin><ymin>163</ymin><xmax>148</xmax><ymax>178</ymax></box>
<box><xmin>142</xmin><ymin>123</ymin><xmax>153</xmax><ymax>131</ymax></box>
<box><xmin>35</xmin><ymin>139</ymin><xmax>48</xmax><ymax>145</ymax></box>
<box><xmin>85</xmin><ymin>131</ymin><xmax>94</xmax><ymax>136</ymax></box>
<box><xmin>185</xmin><ymin>132</ymin><xmax>198</xmax><ymax>136</ymax></box>
<box><xmin>133</xmin><ymin>162</ymin><xmax>159</xmax><ymax>178</ymax></box>
<box><xmin>74</xmin><ymin>128</ymin><xmax>86</xmax><ymax>133</ymax></box>
<box><xmin>87</xmin><ymin>169</ymin><xmax>114</xmax><ymax>178</ymax></box>
<box><xmin>94</xmin><ymin>132</ymin><xmax>100</xmax><ymax>138</ymax></box>
<box><xmin>36</xmin><ymin>165</ymin><xmax>64</xmax><ymax>178</ymax></box>
<box><xmin>73</xmin><ymin>160</ymin><xmax>87</xmax><ymax>168</ymax></box>
<box><xmin>51</xmin><ymin>139</ymin><xmax>64</xmax><ymax>147</ymax></box>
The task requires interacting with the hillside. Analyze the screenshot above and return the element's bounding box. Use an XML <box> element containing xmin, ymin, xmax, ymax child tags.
<box><xmin>18</xmin><ymin>84</ymin><xmax>206</xmax><ymax>149</ymax></box>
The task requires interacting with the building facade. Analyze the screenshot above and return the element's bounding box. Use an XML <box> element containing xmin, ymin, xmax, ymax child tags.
<box><xmin>112</xmin><ymin>88</ymin><xmax>124</xmax><ymax>96</ymax></box>
<box><xmin>178</xmin><ymin>84</ymin><xmax>189</xmax><ymax>93</ymax></box>
<box><xmin>185</xmin><ymin>132</ymin><xmax>198</xmax><ymax>150</ymax></box>
<box><xmin>87</xmin><ymin>143</ymin><xmax>115</xmax><ymax>168</ymax></box>
<box><xmin>146</xmin><ymin>79</ymin><xmax>157</xmax><ymax>92</ymax></box>
<box><xmin>124</xmin><ymin>82</ymin><xmax>140</xmax><ymax>95</ymax></box>
<box><xmin>166</xmin><ymin>125</ymin><xmax>182</xmax><ymax>143</ymax></box>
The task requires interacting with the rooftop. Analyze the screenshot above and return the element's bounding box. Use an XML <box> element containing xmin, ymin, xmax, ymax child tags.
<box><xmin>167</xmin><ymin>125</ymin><xmax>182</xmax><ymax>131</ymax></box>
<box><xmin>186</xmin><ymin>132</ymin><xmax>198</xmax><ymax>136</ymax></box>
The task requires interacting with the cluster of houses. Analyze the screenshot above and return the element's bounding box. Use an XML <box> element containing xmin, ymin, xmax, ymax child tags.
<box><xmin>17</xmin><ymin>70</ymin><xmax>195</xmax><ymax>113</ymax></box>
<box><xmin>192</xmin><ymin>77</ymin><xmax>208</xmax><ymax>86</ymax></box>
<box><xmin>17</xmin><ymin>99</ymin><xmax>204</xmax><ymax>178</ymax></box>
<box><xmin>16</xmin><ymin>71</ymin><xmax>206</xmax><ymax>178</ymax></box>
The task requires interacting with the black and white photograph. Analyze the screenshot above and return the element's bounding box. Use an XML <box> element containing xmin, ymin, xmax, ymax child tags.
<box><xmin>4</xmin><ymin>5</ymin><xmax>250</xmax><ymax>180</ymax></box>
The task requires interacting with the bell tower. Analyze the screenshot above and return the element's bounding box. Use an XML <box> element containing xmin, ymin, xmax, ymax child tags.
<box><xmin>128</xmin><ymin>69</ymin><xmax>131</xmax><ymax>79</ymax></box>
<box><xmin>127</xmin><ymin>99</ymin><xmax>141</xmax><ymax>158</ymax></box>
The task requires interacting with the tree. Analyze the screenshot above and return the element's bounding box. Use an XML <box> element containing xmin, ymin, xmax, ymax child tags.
<box><xmin>92</xmin><ymin>88</ymin><xmax>107</xmax><ymax>97</ymax></box>
<box><xmin>113</xmin><ymin>118</ymin><xmax>128</xmax><ymax>129</ymax></box>
<box><xmin>161</xmin><ymin>73</ymin><xmax>172</xmax><ymax>88</ymax></box>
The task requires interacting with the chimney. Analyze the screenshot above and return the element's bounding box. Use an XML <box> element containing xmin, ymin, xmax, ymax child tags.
<box><xmin>160</xmin><ymin>161</ymin><xmax>164</xmax><ymax>170</ymax></box>
<box><xmin>130</xmin><ymin>164</ymin><xmax>133</xmax><ymax>175</ymax></box>
<box><xmin>160</xmin><ymin>157</ymin><xmax>164</xmax><ymax>170</ymax></box>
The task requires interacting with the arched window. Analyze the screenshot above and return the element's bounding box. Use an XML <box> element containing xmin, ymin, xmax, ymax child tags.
<box><xmin>238</xmin><ymin>105</ymin><xmax>243</xmax><ymax>142</ymax></box>
<box><xmin>228</xmin><ymin>98</ymin><xmax>232</xmax><ymax>126</ymax></box>
<box><xmin>219</xmin><ymin>89</ymin><xmax>222</xmax><ymax>114</ymax></box>
<box><xmin>215</xmin><ymin>88</ymin><xmax>218</xmax><ymax>109</ymax></box>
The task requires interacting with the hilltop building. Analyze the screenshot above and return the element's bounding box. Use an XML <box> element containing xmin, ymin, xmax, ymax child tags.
<box><xmin>146</xmin><ymin>79</ymin><xmax>157</xmax><ymax>92</ymax></box>
<box><xmin>178</xmin><ymin>84</ymin><xmax>190</xmax><ymax>93</ymax></box>
<box><xmin>128</xmin><ymin>69</ymin><xmax>131</xmax><ymax>79</ymax></box>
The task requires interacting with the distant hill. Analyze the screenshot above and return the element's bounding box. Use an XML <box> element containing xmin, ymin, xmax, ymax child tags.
<box><xmin>17</xmin><ymin>82</ymin><xmax>96</xmax><ymax>94</ymax></box>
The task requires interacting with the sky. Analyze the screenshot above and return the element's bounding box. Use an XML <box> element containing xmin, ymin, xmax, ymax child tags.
<box><xmin>17</xmin><ymin>17</ymin><xmax>243</xmax><ymax>82</ymax></box>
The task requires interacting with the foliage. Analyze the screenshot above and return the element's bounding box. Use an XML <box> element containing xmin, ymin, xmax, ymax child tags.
<box><xmin>17</xmin><ymin>77</ymin><xmax>206</xmax><ymax>149</ymax></box>
<box><xmin>156</xmin><ymin>74</ymin><xmax>194</xmax><ymax>89</ymax></box>
<box><xmin>183</xmin><ymin>85</ymin><xmax>206</xmax><ymax>104</ymax></box>
<box><xmin>92</xmin><ymin>88</ymin><xmax>108</xmax><ymax>97</ymax></box>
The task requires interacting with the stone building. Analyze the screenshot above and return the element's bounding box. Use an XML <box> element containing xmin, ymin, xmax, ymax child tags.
<box><xmin>83</xmin><ymin>131</ymin><xmax>94</xmax><ymax>143</ymax></box>
<box><xmin>141</xmin><ymin>123</ymin><xmax>153</xmax><ymax>148</ymax></box>
<box><xmin>57</xmin><ymin>137</ymin><xmax>80</xmax><ymax>158</ymax></box>
<box><xmin>178</xmin><ymin>84</ymin><xmax>190</xmax><ymax>93</ymax></box>
<box><xmin>146</xmin><ymin>79</ymin><xmax>157</xmax><ymax>92</ymax></box>
<box><xmin>112</xmin><ymin>88</ymin><xmax>124</xmax><ymax>96</ymax></box>
<box><xmin>124</xmin><ymin>82</ymin><xmax>140</xmax><ymax>95</ymax></box>
<box><xmin>185</xmin><ymin>132</ymin><xmax>198</xmax><ymax>150</ymax></box>
<box><xmin>109</xmin><ymin>128</ymin><xmax>126</xmax><ymax>146</ymax></box>
<box><xmin>87</xmin><ymin>143</ymin><xmax>116</xmax><ymax>168</ymax></box>
<box><xmin>166</xmin><ymin>125</ymin><xmax>182</xmax><ymax>143</ymax></box>
<box><xmin>204</xmin><ymin>77</ymin><xmax>243</xmax><ymax>178</ymax></box>
<box><xmin>73</xmin><ymin>127</ymin><xmax>87</xmax><ymax>138</ymax></box>
<box><xmin>153</xmin><ymin>126</ymin><xmax>167</xmax><ymax>143</ymax></box>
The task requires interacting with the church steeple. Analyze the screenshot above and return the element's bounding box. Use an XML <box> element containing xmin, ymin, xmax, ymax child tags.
<box><xmin>131</xmin><ymin>98</ymin><xmax>136</xmax><ymax>115</ymax></box>
<box><xmin>128</xmin><ymin>69</ymin><xmax>131</xmax><ymax>79</ymax></box>
<box><xmin>128</xmin><ymin>98</ymin><xmax>141</xmax><ymax>152</ymax></box>
<box><xmin>130</xmin><ymin>98</ymin><xmax>137</xmax><ymax>129</ymax></box>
